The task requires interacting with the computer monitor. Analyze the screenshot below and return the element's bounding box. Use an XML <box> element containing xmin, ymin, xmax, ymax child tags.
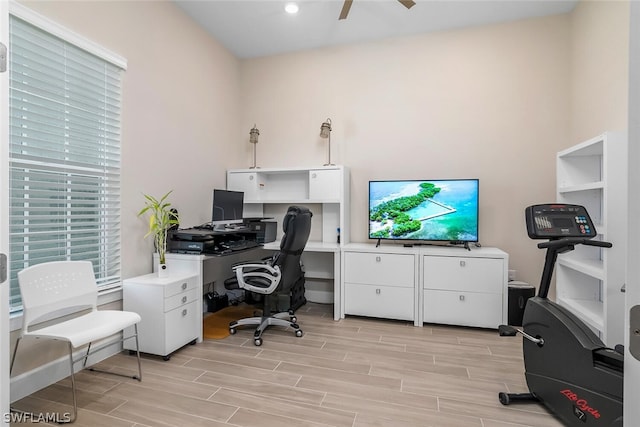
<box><xmin>211</xmin><ymin>189</ymin><xmax>244</xmax><ymax>229</ymax></box>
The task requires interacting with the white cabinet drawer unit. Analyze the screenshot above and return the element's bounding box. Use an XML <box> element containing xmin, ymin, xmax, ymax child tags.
<box><xmin>422</xmin><ymin>250</ymin><xmax>508</xmax><ymax>329</ymax></box>
<box><xmin>343</xmin><ymin>250</ymin><xmax>417</xmax><ymax>322</ymax></box>
<box><xmin>123</xmin><ymin>273</ymin><xmax>199</xmax><ymax>360</ymax></box>
<box><xmin>340</xmin><ymin>244</ymin><xmax>507</xmax><ymax>329</ymax></box>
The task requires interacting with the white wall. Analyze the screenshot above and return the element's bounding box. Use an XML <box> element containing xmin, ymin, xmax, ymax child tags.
<box><xmin>19</xmin><ymin>0</ymin><xmax>243</xmax><ymax>280</ymax></box>
<box><xmin>238</xmin><ymin>14</ymin><xmax>572</xmax><ymax>287</ymax></box>
<box><xmin>237</xmin><ymin>2</ymin><xmax>630</xmax><ymax>288</ymax></box>
<box><xmin>569</xmin><ymin>0</ymin><xmax>629</xmax><ymax>144</ymax></box>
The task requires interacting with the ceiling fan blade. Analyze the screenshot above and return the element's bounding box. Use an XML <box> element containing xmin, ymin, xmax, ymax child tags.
<box><xmin>339</xmin><ymin>0</ymin><xmax>353</xmax><ymax>20</ymax></box>
<box><xmin>398</xmin><ymin>0</ymin><xmax>416</xmax><ymax>9</ymax></box>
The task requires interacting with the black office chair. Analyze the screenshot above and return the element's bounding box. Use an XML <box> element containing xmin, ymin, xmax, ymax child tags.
<box><xmin>227</xmin><ymin>206</ymin><xmax>312</xmax><ymax>346</ymax></box>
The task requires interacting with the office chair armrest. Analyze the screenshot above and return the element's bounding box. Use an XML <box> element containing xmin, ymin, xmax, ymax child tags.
<box><xmin>232</xmin><ymin>263</ymin><xmax>281</xmax><ymax>295</ymax></box>
<box><xmin>229</xmin><ymin>256</ymin><xmax>271</xmax><ymax>269</ymax></box>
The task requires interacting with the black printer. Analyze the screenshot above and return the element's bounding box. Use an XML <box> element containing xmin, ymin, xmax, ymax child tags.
<box><xmin>243</xmin><ymin>218</ymin><xmax>277</xmax><ymax>243</ymax></box>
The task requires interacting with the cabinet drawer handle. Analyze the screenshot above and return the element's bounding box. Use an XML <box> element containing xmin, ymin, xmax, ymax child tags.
<box><xmin>311</xmin><ymin>172</ymin><xmax>317</xmax><ymax>178</ymax></box>
<box><xmin>181</xmin><ymin>282</ymin><xmax>188</xmax><ymax>290</ymax></box>
<box><xmin>376</xmin><ymin>288</ymin><xmax>381</xmax><ymax>295</ymax></box>
<box><xmin>460</xmin><ymin>260</ymin><xmax>466</xmax><ymax>267</ymax></box>
<box><xmin>376</xmin><ymin>256</ymin><xmax>381</xmax><ymax>262</ymax></box>
<box><xmin>182</xmin><ymin>296</ymin><xmax>187</xmax><ymax>303</ymax></box>
<box><xmin>182</xmin><ymin>309</ymin><xmax>187</xmax><ymax>316</ymax></box>
<box><xmin>459</xmin><ymin>295</ymin><xmax>465</xmax><ymax>301</ymax></box>
<box><xmin>249</xmin><ymin>175</ymin><xmax>254</xmax><ymax>181</ymax></box>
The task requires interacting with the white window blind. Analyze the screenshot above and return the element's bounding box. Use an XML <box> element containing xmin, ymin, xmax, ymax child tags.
<box><xmin>8</xmin><ymin>15</ymin><xmax>124</xmax><ymax>312</ymax></box>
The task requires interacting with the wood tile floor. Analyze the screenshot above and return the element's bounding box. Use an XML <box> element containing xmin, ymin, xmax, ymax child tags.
<box><xmin>11</xmin><ymin>303</ymin><xmax>564</xmax><ymax>426</ymax></box>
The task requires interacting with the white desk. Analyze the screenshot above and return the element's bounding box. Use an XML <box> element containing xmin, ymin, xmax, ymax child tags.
<box><xmin>155</xmin><ymin>243</ymin><xmax>342</xmax><ymax>344</ymax></box>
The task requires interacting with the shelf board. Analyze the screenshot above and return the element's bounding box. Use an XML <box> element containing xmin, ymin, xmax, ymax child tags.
<box><xmin>557</xmin><ymin>256</ymin><xmax>604</xmax><ymax>280</ymax></box>
<box><xmin>303</xmin><ymin>270</ymin><xmax>334</xmax><ymax>280</ymax></box>
<box><xmin>230</xmin><ymin>165</ymin><xmax>344</xmax><ymax>174</ymax></box>
<box><xmin>557</xmin><ymin>181</ymin><xmax>604</xmax><ymax>193</ymax></box>
<box><xmin>557</xmin><ymin>137</ymin><xmax>603</xmax><ymax>157</ymax></box>
<box><xmin>244</xmin><ymin>199</ymin><xmax>340</xmax><ymax>204</ymax></box>
<box><xmin>262</xmin><ymin>240</ymin><xmax>340</xmax><ymax>253</ymax></box>
<box><xmin>557</xmin><ymin>297</ymin><xmax>603</xmax><ymax>332</ymax></box>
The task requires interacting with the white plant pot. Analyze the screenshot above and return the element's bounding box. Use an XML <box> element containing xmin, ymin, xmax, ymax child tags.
<box><xmin>158</xmin><ymin>263</ymin><xmax>169</xmax><ymax>278</ymax></box>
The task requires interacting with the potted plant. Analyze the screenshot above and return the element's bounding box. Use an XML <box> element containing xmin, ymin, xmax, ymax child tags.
<box><xmin>138</xmin><ymin>191</ymin><xmax>179</xmax><ymax>277</ymax></box>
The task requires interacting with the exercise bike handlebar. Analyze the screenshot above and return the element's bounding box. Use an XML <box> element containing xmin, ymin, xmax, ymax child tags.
<box><xmin>536</xmin><ymin>238</ymin><xmax>612</xmax><ymax>299</ymax></box>
<box><xmin>537</xmin><ymin>238</ymin><xmax>612</xmax><ymax>250</ymax></box>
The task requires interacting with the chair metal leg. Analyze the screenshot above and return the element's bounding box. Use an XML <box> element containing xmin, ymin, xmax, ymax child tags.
<box><xmin>82</xmin><ymin>343</ymin><xmax>92</xmax><ymax>368</ymax></box>
<box><xmin>10</xmin><ymin>337</ymin><xmax>74</xmax><ymax>423</ymax></box>
<box><xmin>11</xmin><ymin>327</ymin><xmax>141</xmax><ymax>423</ymax></box>
<box><xmin>85</xmin><ymin>328</ymin><xmax>143</xmax><ymax>381</ymax></box>
<box><xmin>9</xmin><ymin>336</ymin><xmax>21</xmax><ymax>375</ymax></box>
<box><xmin>133</xmin><ymin>324</ymin><xmax>142</xmax><ymax>381</ymax></box>
<box><xmin>65</xmin><ymin>328</ymin><xmax>142</xmax><ymax>423</ymax></box>
<box><xmin>67</xmin><ymin>342</ymin><xmax>78</xmax><ymax>423</ymax></box>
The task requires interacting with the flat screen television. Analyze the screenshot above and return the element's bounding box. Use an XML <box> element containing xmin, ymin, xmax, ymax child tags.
<box><xmin>369</xmin><ymin>179</ymin><xmax>479</xmax><ymax>244</ymax></box>
<box><xmin>212</xmin><ymin>189</ymin><xmax>244</xmax><ymax>227</ymax></box>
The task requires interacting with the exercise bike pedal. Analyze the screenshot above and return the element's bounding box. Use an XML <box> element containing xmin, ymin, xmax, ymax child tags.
<box><xmin>498</xmin><ymin>392</ymin><xmax>537</xmax><ymax>405</ymax></box>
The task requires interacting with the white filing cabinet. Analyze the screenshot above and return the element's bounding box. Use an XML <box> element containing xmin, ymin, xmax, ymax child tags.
<box><xmin>422</xmin><ymin>247</ymin><xmax>508</xmax><ymax>329</ymax></box>
<box><xmin>123</xmin><ymin>273</ymin><xmax>199</xmax><ymax>360</ymax></box>
<box><xmin>340</xmin><ymin>244</ymin><xmax>507</xmax><ymax>329</ymax></box>
<box><xmin>343</xmin><ymin>246</ymin><xmax>418</xmax><ymax>323</ymax></box>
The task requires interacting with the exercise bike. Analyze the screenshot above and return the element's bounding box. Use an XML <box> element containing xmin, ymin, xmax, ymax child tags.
<box><xmin>498</xmin><ymin>203</ymin><xmax>623</xmax><ymax>426</ymax></box>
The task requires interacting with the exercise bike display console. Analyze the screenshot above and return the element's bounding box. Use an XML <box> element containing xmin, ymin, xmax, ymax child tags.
<box><xmin>498</xmin><ymin>204</ymin><xmax>623</xmax><ymax>426</ymax></box>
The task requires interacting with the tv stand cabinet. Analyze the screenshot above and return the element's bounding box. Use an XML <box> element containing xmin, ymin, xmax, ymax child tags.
<box><xmin>341</xmin><ymin>243</ymin><xmax>508</xmax><ymax>328</ymax></box>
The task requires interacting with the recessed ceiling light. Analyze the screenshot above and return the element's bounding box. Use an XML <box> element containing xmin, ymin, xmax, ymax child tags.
<box><xmin>285</xmin><ymin>3</ymin><xmax>299</xmax><ymax>14</ymax></box>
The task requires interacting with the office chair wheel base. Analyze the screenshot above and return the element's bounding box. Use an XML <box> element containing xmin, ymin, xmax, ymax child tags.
<box><xmin>295</xmin><ymin>329</ymin><xmax>303</xmax><ymax>337</ymax></box>
<box><xmin>229</xmin><ymin>328</ymin><xmax>237</xmax><ymax>335</ymax></box>
<box><xmin>290</xmin><ymin>316</ymin><xmax>297</xmax><ymax>323</ymax></box>
<box><xmin>254</xmin><ymin>338</ymin><xmax>263</xmax><ymax>346</ymax></box>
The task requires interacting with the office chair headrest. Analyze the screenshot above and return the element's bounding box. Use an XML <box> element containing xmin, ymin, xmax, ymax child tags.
<box><xmin>280</xmin><ymin>206</ymin><xmax>312</xmax><ymax>256</ymax></box>
<box><xmin>282</xmin><ymin>206</ymin><xmax>312</xmax><ymax>232</ymax></box>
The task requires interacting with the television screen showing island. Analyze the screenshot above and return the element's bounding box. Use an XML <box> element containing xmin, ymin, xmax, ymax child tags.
<box><xmin>369</xmin><ymin>179</ymin><xmax>479</xmax><ymax>242</ymax></box>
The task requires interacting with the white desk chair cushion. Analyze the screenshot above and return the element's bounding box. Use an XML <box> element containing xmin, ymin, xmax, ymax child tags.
<box><xmin>24</xmin><ymin>309</ymin><xmax>141</xmax><ymax>348</ymax></box>
<box><xmin>11</xmin><ymin>260</ymin><xmax>142</xmax><ymax>423</ymax></box>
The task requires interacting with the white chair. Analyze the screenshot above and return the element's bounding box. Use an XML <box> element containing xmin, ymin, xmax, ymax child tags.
<box><xmin>10</xmin><ymin>260</ymin><xmax>142</xmax><ymax>423</ymax></box>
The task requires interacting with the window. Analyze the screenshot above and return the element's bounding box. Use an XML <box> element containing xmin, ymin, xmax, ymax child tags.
<box><xmin>8</xmin><ymin>8</ymin><xmax>126</xmax><ymax>312</ymax></box>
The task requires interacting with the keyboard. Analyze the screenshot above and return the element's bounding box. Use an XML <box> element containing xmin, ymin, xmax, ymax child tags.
<box><xmin>220</xmin><ymin>240</ymin><xmax>261</xmax><ymax>251</ymax></box>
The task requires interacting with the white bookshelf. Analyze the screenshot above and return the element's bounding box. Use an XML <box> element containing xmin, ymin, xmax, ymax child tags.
<box><xmin>556</xmin><ymin>132</ymin><xmax>627</xmax><ymax>346</ymax></box>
